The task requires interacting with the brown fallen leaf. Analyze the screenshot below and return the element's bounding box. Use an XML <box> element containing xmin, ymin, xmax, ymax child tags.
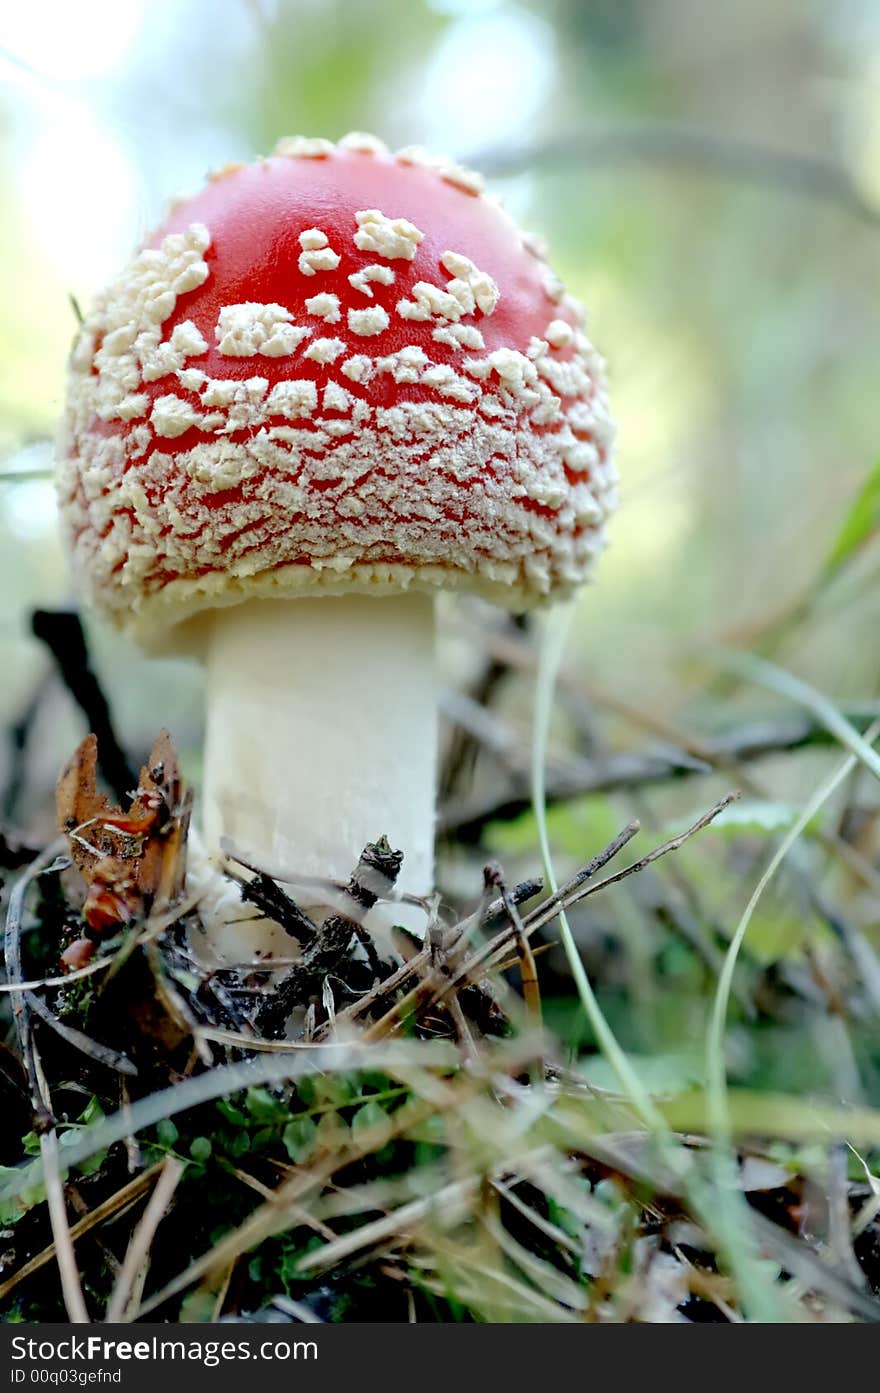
<box><xmin>56</xmin><ymin>729</ymin><xmax>191</xmax><ymax>942</ymax></box>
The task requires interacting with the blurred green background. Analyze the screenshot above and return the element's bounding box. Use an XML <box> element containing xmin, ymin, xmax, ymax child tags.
<box><xmin>2</xmin><ymin>0</ymin><xmax>880</xmax><ymax>1095</ymax></box>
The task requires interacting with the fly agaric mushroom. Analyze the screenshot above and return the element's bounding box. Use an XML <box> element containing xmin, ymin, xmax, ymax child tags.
<box><xmin>58</xmin><ymin>132</ymin><xmax>616</xmax><ymax>960</ymax></box>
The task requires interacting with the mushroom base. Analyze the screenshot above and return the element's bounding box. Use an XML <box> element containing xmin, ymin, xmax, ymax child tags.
<box><xmin>199</xmin><ymin>593</ymin><xmax>437</xmax><ymax>959</ymax></box>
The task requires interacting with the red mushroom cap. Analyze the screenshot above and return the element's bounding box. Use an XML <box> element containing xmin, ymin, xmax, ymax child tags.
<box><xmin>59</xmin><ymin>133</ymin><xmax>616</xmax><ymax>643</ymax></box>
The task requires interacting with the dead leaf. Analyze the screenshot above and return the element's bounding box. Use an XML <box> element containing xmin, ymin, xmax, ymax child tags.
<box><xmin>56</xmin><ymin>729</ymin><xmax>191</xmax><ymax>942</ymax></box>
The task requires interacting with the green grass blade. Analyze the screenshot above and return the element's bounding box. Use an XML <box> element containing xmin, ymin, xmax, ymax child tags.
<box><xmin>532</xmin><ymin>607</ymin><xmax>784</xmax><ymax>1320</ymax></box>
<box><xmin>823</xmin><ymin>455</ymin><xmax>880</xmax><ymax>582</ymax></box>
<box><xmin>531</xmin><ymin>605</ymin><xmax>666</xmax><ymax>1131</ymax></box>
<box><xmin>709</xmin><ymin>649</ymin><xmax>880</xmax><ymax>784</ymax></box>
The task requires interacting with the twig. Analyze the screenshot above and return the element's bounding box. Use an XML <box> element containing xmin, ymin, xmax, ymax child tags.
<box><xmin>255</xmin><ymin>838</ymin><xmax>403</xmax><ymax>1035</ymax></box>
<box><xmin>392</xmin><ymin>797</ymin><xmax>737</xmax><ymax>1037</ymax></box>
<box><xmin>470</xmin><ymin>124</ymin><xmax>880</xmax><ymax>226</ymax></box>
<box><xmin>0</xmin><ymin>1164</ymin><xmax>162</xmax><ymax>1303</ymax></box>
<box><xmin>486</xmin><ymin>865</ymin><xmax>541</xmax><ymax>1030</ymax></box>
<box><xmin>31</xmin><ymin>609</ymin><xmax>135</xmax><ymax>804</ymax></box>
<box><xmin>2</xmin><ymin>668</ymin><xmax>53</xmax><ymax>821</ymax></box>
<box><xmin>530</xmin><ymin>794</ymin><xmax>740</xmax><ymax>926</ymax></box>
<box><xmin>235</xmin><ymin>871</ymin><xmax>318</xmax><ymax>944</ymax></box>
<box><xmin>530</xmin><ymin>821</ymin><xmax>641</xmax><ymax>919</ymax></box>
<box><xmin>3</xmin><ymin>838</ymin><xmax>68</xmax><ymax>1126</ymax></box>
<box><xmin>439</xmin><ymin>712</ymin><xmax>880</xmax><ymax>839</ymax></box>
<box><xmin>106</xmin><ymin>1156</ymin><xmax>186</xmax><ymax>1322</ymax></box>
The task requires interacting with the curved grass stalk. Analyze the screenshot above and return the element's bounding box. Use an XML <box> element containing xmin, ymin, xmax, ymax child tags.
<box><xmin>706</xmin><ymin>718</ymin><xmax>880</xmax><ymax>1179</ymax></box>
<box><xmin>531</xmin><ymin>606</ymin><xmax>666</xmax><ymax>1131</ymax></box>
<box><xmin>709</xmin><ymin>648</ymin><xmax>880</xmax><ymax>785</ymax></box>
<box><xmin>532</xmin><ymin>605</ymin><xmax>784</xmax><ymax>1321</ymax></box>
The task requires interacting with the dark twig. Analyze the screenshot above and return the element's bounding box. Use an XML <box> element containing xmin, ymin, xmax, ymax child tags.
<box><xmin>439</xmin><ymin>614</ymin><xmax>527</xmax><ymax>799</ymax></box>
<box><xmin>440</xmin><ymin>797</ymin><xmax>737</xmax><ymax>1008</ymax></box>
<box><xmin>470</xmin><ymin>124</ymin><xmax>880</xmax><ymax>227</ymax></box>
<box><xmin>439</xmin><ymin>711</ymin><xmax>880</xmax><ymax>840</ymax></box>
<box><xmin>526</xmin><ymin>794</ymin><xmax>739</xmax><ymax>933</ymax></box>
<box><xmin>31</xmin><ymin>609</ymin><xmax>136</xmax><ymax>804</ymax></box>
<box><xmin>486</xmin><ymin>865</ymin><xmax>541</xmax><ymax>1031</ymax></box>
<box><xmin>3</xmin><ymin>669</ymin><xmax>53</xmax><ymax>822</ymax></box>
<box><xmin>236</xmin><ymin>872</ymin><xmax>318</xmax><ymax>945</ymax></box>
<box><xmin>256</xmin><ymin>838</ymin><xmax>403</xmax><ymax>1036</ymax></box>
<box><xmin>3</xmin><ymin>839</ymin><xmax>68</xmax><ymax>1128</ymax></box>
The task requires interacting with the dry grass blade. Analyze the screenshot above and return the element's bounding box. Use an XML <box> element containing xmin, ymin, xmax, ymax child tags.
<box><xmin>297</xmin><ymin>1174</ymin><xmax>482</xmax><ymax>1274</ymax></box>
<box><xmin>196</xmin><ymin>1025</ymin><xmax>347</xmax><ymax>1052</ymax></box>
<box><xmin>0</xmin><ymin>1164</ymin><xmax>162</xmax><ymax>1304</ymax></box>
<box><xmin>106</xmin><ymin>1156</ymin><xmax>186</xmax><ymax>1322</ymax></box>
<box><xmin>134</xmin><ymin>1097</ymin><xmax>444</xmax><ymax>1318</ymax></box>
<box><xmin>29</xmin><ymin>1043</ymin><xmax>89</xmax><ymax>1324</ymax></box>
<box><xmin>38</xmin><ymin>1128</ymin><xmax>89</xmax><ymax>1323</ymax></box>
<box><xmin>133</xmin><ymin>1042</ymin><xmax>543</xmax><ymax>1319</ymax></box>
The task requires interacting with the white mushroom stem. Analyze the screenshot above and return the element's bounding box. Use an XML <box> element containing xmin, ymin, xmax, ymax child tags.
<box><xmin>196</xmin><ymin>593</ymin><xmax>437</xmax><ymax>962</ymax></box>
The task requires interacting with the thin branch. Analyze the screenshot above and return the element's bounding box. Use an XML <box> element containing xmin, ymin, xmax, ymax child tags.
<box><xmin>486</xmin><ymin>865</ymin><xmax>541</xmax><ymax>1028</ymax></box>
<box><xmin>440</xmin><ymin>710</ymin><xmax>880</xmax><ymax>839</ymax></box>
<box><xmin>469</xmin><ymin>124</ymin><xmax>880</xmax><ymax>227</ymax></box>
<box><xmin>454</xmin><ymin>798</ymin><xmax>737</xmax><ymax>1003</ymax></box>
<box><xmin>534</xmin><ymin>794</ymin><xmax>740</xmax><ymax>924</ymax></box>
<box><xmin>3</xmin><ymin>838</ymin><xmax>68</xmax><ymax>1126</ymax></box>
<box><xmin>31</xmin><ymin>609</ymin><xmax>136</xmax><ymax>803</ymax></box>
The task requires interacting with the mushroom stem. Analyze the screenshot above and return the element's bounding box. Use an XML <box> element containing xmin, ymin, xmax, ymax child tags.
<box><xmin>200</xmin><ymin>593</ymin><xmax>437</xmax><ymax>958</ymax></box>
